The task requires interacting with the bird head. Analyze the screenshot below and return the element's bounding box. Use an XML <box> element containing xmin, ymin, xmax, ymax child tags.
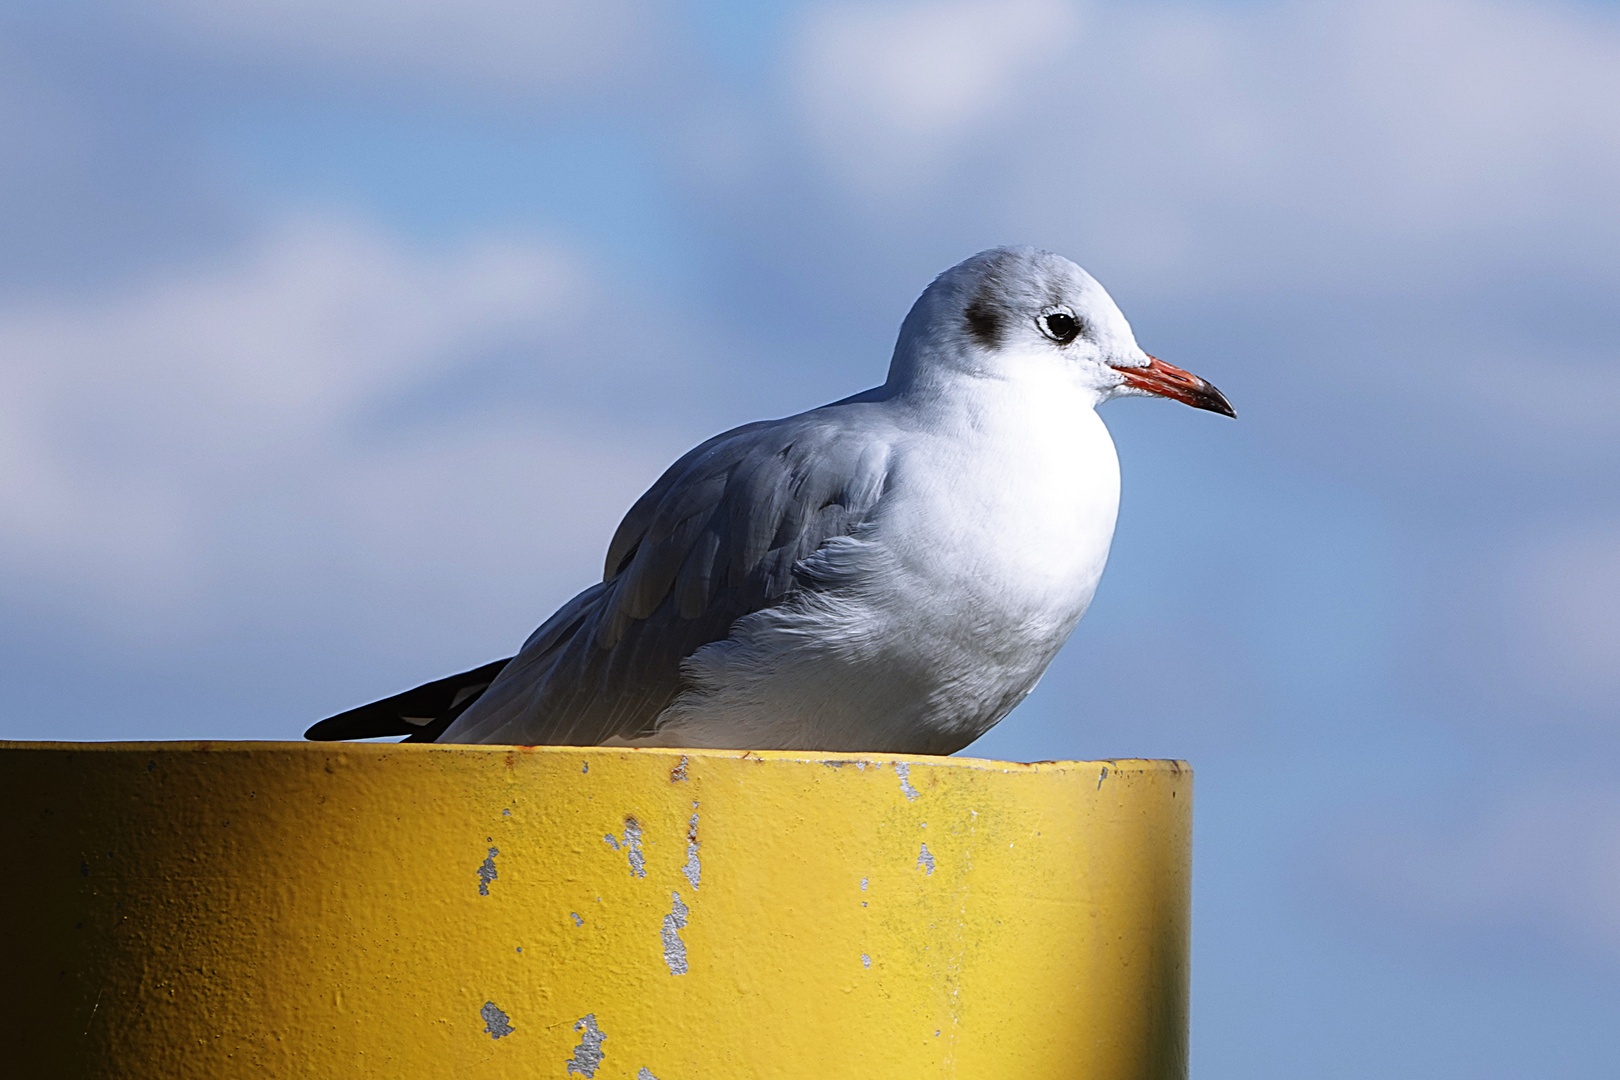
<box><xmin>887</xmin><ymin>246</ymin><xmax>1234</xmax><ymax>418</ymax></box>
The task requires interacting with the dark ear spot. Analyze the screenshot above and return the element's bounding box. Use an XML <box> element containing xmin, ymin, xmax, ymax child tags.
<box><xmin>963</xmin><ymin>299</ymin><xmax>1001</xmax><ymax>347</ymax></box>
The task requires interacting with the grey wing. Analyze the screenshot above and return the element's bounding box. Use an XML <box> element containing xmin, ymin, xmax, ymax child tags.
<box><xmin>439</xmin><ymin>404</ymin><xmax>894</xmax><ymax>745</ymax></box>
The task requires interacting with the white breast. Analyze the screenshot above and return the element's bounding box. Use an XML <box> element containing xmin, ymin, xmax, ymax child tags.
<box><xmin>647</xmin><ymin>369</ymin><xmax>1121</xmax><ymax>755</ymax></box>
<box><xmin>880</xmin><ymin>370</ymin><xmax>1121</xmax><ymax>642</ymax></box>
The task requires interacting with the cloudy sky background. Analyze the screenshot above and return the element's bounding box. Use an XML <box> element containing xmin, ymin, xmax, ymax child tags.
<box><xmin>3</xmin><ymin>0</ymin><xmax>1618</xmax><ymax>1073</ymax></box>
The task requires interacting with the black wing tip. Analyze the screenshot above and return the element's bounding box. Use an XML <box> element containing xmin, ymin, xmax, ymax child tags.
<box><xmin>303</xmin><ymin>657</ymin><xmax>514</xmax><ymax>743</ymax></box>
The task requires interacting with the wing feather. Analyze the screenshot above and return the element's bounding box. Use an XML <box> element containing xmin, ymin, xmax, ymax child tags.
<box><xmin>439</xmin><ymin>403</ymin><xmax>894</xmax><ymax>745</ymax></box>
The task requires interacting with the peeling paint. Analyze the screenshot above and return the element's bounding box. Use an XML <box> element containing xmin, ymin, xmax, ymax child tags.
<box><xmin>477</xmin><ymin>847</ymin><xmax>499</xmax><ymax>896</ymax></box>
<box><xmin>480</xmin><ymin>1001</ymin><xmax>514</xmax><ymax>1039</ymax></box>
<box><xmin>637</xmin><ymin>1070</ymin><xmax>659</xmax><ymax>1080</ymax></box>
<box><xmin>624</xmin><ymin>817</ymin><xmax>646</xmax><ymax>878</ymax></box>
<box><xmin>682</xmin><ymin>810</ymin><xmax>701</xmax><ymax>889</ymax></box>
<box><xmin>570</xmin><ymin>912</ymin><xmax>583</xmax><ymax>927</ymax></box>
<box><xmin>603</xmin><ymin>834</ymin><xmax>620</xmax><ymax>850</ymax></box>
<box><xmin>670</xmin><ymin>756</ymin><xmax>689</xmax><ymax>782</ymax></box>
<box><xmin>894</xmin><ymin>762</ymin><xmax>921</xmax><ymax>801</ymax></box>
<box><xmin>582</xmin><ymin>761</ymin><xmax>589</xmax><ymax>773</ymax></box>
<box><xmin>566</xmin><ymin>1014</ymin><xmax>605</xmax><ymax>1076</ymax></box>
<box><xmin>662</xmin><ymin>892</ymin><xmax>689</xmax><ymax>975</ymax></box>
<box><xmin>1097</xmin><ymin>765</ymin><xmax>1109</xmax><ymax>790</ymax></box>
<box><xmin>860</xmin><ymin>877</ymin><xmax>868</xmax><ymax>891</ymax></box>
<box><xmin>861</xmin><ymin>953</ymin><xmax>871</xmax><ymax>968</ymax></box>
<box><xmin>917</xmin><ymin>842</ymin><xmax>935</xmax><ymax>876</ymax></box>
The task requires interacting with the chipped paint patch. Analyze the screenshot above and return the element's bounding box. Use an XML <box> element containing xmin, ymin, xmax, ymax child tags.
<box><xmin>860</xmin><ymin>877</ymin><xmax>868</xmax><ymax>891</ymax></box>
<box><xmin>669</xmin><ymin>755</ymin><xmax>689</xmax><ymax>782</ymax></box>
<box><xmin>624</xmin><ymin>817</ymin><xmax>646</xmax><ymax>877</ymax></box>
<box><xmin>566</xmin><ymin>1014</ymin><xmax>605</xmax><ymax>1076</ymax></box>
<box><xmin>637</xmin><ymin>1070</ymin><xmax>659</xmax><ymax>1080</ymax></box>
<box><xmin>682</xmin><ymin>808</ymin><xmax>701</xmax><ymax>889</ymax></box>
<box><xmin>917</xmin><ymin>842</ymin><xmax>935</xmax><ymax>876</ymax></box>
<box><xmin>570</xmin><ymin>912</ymin><xmax>584</xmax><ymax>927</ymax></box>
<box><xmin>861</xmin><ymin>953</ymin><xmax>871</xmax><ymax>968</ymax></box>
<box><xmin>662</xmin><ymin>892</ymin><xmax>689</xmax><ymax>975</ymax></box>
<box><xmin>480</xmin><ymin>1001</ymin><xmax>514</xmax><ymax>1039</ymax></box>
<box><xmin>477</xmin><ymin>847</ymin><xmax>499</xmax><ymax>896</ymax></box>
<box><xmin>894</xmin><ymin>762</ymin><xmax>921</xmax><ymax>801</ymax></box>
<box><xmin>1097</xmin><ymin>765</ymin><xmax>1109</xmax><ymax>790</ymax></box>
<box><xmin>602</xmin><ymin>817</ymin><xmax>646</xmax><ymax>876</ymax></box>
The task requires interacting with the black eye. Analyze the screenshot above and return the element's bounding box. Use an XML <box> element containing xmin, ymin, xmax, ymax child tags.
<box><xmin>1040</xmin><ymin>310</ymin><xmax>1080</xmax><ymax>344</ymax></box>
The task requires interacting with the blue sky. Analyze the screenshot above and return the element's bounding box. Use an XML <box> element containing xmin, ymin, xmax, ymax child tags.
<box><xmin>3</xmin><ymin>1</ymin><xmax>1619</xmax><ymax>1075</ymax></box>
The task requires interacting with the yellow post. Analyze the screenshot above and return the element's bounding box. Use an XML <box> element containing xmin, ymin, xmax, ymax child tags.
<box><xmin>0</xmin><ymin>742</ymin><xmax>1189</xmax><ymax>1079</ymax></box>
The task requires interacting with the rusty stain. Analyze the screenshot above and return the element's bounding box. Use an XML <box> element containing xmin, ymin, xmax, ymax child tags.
<box><xmin>682</xmin><ymin>808</ymin><xmax>701</xmax><ymax>889</ymax></box>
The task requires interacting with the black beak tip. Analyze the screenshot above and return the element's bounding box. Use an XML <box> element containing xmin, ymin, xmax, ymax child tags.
<box><xmin>1198</xmin><ymin>382</ymin><xmax>1237</xmax><ymax>419</ymax></box>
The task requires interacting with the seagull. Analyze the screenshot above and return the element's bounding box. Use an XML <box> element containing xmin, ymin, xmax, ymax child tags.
<box><xmin>306</xmin><ymin>247</ymin><xmax>1233</xmax><ymax>753</ymax></box>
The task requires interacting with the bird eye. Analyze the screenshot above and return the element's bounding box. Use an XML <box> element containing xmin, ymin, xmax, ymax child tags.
<box><xmin>1038</xmin><ymin>307</ymin><xmax>1081</xmax><ymax>344</ymax></box>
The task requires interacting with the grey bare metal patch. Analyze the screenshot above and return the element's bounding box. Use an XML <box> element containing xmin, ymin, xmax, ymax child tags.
<box><xmin>669</xmin><ymin>755</ymin><xmax>689</xmax><ymax>782</ymax></box>
<box><xmin>917</xmin><ymin>842</ymin><xmax>936</xmax><ymax>875</ymax></box>
<box><xmin>478</xmin><ymin>846</ymin><xmax>498</xmax><ymax>895</ymax></box>
<box><xmin>638</xmin><ymin>1070</ymin><xmax>660</xmax><ymax>1080</ymax></box>
<box><xmin>662</xmin><ymin>892</ymin><xmax>690</xmax><ymax>975</ymax></box>
<box><xmin>894</xmin><ymin>762</ymin><xmax>921</xmax><ymax>801</ymax></box>
<box><xmin>567</xmin><ymin>1014</ymin><xmax>606</xmax><ymax>1076</ymax></box>
<box><xmin>624</xmin><ymin>817</ymin><xmax>646</xmax><ymax>877</ymax></box>
<box><xmin>480</xmin><ymin>1001</ymin><xmax>514</xmax><ymax>1039</ymax></box>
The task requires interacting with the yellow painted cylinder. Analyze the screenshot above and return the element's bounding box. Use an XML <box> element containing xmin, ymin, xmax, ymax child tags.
<box><xmin>0</xmin><ymin>742</ymin><xmax>1189</xmax><ymax>1079</ymax></box>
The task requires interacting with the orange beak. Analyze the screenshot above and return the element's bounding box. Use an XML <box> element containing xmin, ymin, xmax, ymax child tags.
<box><xmin>1108</xmin><ymin>354</ymin><xmax>1235</xmax><ymax>417</ymax></box>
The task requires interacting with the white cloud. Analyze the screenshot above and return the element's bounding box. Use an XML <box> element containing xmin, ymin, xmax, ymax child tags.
<box><xmin>0</xmin><ymin>217</ymin><xmax>674</xmax><ymax>643</ymax></box>
<box><xmin>788</xmin><ymin>0</ymin><xmax>1620</xmax><ymax>286</ymax></box>
<box><xmin>1513</xmin><ymin>528</ymin><xmax>1620</xmax><ymax>711</ymax></box>
<box><xmin>134</xmin><ymin>0</ymin><xmax>657</xmax><ymax>92</ymax></box>
<box><xmin>792</xmin><ymin>0</ymin><xmax>1082</xmax><ymax>196</ymax></box>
